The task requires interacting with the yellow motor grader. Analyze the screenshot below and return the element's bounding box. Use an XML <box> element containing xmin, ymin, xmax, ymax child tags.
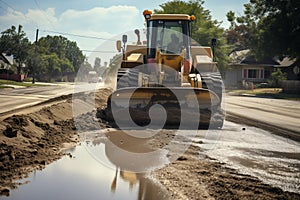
<box><xmin>104</xmin><ymin>10</ymin><xmax>224</xmax><ymax>129</ymax></box>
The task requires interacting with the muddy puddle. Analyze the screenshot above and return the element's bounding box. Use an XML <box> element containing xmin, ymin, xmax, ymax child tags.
<box><xmin>2</xmin><ymin>130</ymin><xmax>170</xmax><ymax>200</ymax></box>
<box><xmin>195</xmin><ymin>121</ymin><xmax>300</xmax><ymax>193</ymax></box>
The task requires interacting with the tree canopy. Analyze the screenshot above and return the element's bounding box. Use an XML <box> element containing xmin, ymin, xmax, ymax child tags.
<box><xmin>0</xmin><ymin>25</ymin><xmax>31</xmax><ymax>75</ymax></box>
<box><xmin>38</xmin><ymin>35</ymin><xmax>84</xmax><ymax>73</ymax></box>
<box><xmin>154</xmin><ymin>0</ymin><xmax>229</xmax><ymax>73</ymax></box>
<box><xmin>226</xmin><ymin>0</ymin><xmax>300</xmax><ymax>61</ymax></box>
<box><xmin>0</xmin><ymin>25</ymin><xmax>85</xmax><ymax>81</ymax></box>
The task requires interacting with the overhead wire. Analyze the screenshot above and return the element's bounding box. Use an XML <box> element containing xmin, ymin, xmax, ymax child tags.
<box><xmin>0</xmin><ymin>0</ymin><xmax>39</xmax><ymax>28</ymax></box>
<box><xmin>0</xmin><ymin>0</ymin><xmax>136</xmax><ymax>54</ymax></box>
<box><xmin>33</xmin><ymin>0</ymin><xmax>56</xmax><ymax>29</ymax></box>
<box><xmin>81</xmin><ymin>50</ymin><xmax>118</xmax><ymax>53</ymax></box>
<box><xmin>40</xmin><ymin>29</ymin><xmax>117</xmax><ymax>41</ymax></box>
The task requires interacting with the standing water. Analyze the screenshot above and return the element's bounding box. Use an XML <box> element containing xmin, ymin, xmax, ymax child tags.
<box><xmin>2</xmin><ymin>131</ymin><xmax>170</xmax><ymax>200</ymax></box>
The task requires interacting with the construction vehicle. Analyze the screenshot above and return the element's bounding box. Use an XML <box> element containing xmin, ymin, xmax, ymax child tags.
<box><xmin>103</xmin><ymin>10</ymin><xmax>224</xmax><ymax>129</ymax></box>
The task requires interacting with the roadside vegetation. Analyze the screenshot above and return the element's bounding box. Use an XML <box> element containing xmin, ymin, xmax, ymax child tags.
<box><xmin>0</xmin><ymin>26</ymin><xmax>88</xmax><ymax>82</ymax></box>
<box><xmin>226</xmin><ymin>0</ymin><xmax>299</xmax><ymax>62</ymax></box>
<box><xmin>227</xmin><ymin>88</ymin><xmax>300</xmax><ymax>100</ymax></box>
<box><xmin>0</xmin><ymin>79</ymin><xmax>45</xmax><ymax>88</ymax></box>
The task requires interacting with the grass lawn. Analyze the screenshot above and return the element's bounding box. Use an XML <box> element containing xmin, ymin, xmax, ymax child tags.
<box><xmin>227</xmin><ymin>88</ymin><xmax>300</xmax><ymax>100</ymax></box>
<box><xmin>0</xmin><ymin>79</ymin><xmax>45</xmax><ymax>88</ymax></box>
<box><xmin>0</xmin><ymin>85</ymin><xmax>13</xmax><ymax>89</ymax></box>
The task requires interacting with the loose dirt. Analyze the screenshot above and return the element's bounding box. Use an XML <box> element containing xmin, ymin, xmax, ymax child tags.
<box><xmin>0</xmin><ymin>88</ymin><xmax>299</xmax><ymax>199</ymax></box>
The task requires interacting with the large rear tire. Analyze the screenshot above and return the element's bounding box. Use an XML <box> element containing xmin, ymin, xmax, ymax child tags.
<box><xmin>201</xmin><ymin>72</ymin><xmax>225</xmax><ymax>129</ymax></box>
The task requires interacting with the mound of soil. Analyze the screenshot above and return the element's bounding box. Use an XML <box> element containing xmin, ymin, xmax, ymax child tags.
<box><xmin>0</xmin><ymin>88</ymin><xmax>112</xmax><ymax>196</ymax></box>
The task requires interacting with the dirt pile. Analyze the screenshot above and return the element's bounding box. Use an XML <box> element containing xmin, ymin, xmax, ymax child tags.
<box><xmin>0</xmin><ymin>88</ymin><xmax>112</xmax><ymax>196</ymax></box>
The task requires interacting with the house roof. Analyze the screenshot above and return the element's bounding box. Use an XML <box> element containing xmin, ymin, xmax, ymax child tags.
<box><xmin>274</xmin><ymin>57</ymin><xmax>296</xmax><ymax>67</ymax></box>
<box><xmin>0</xmin><ymin>53</ymin><xmax>13</xmax><ymax>65</ymax></box>
<box><xmin>229</xmin><ymin>49</ymin><xmax>250</xmax><ymax>64</ymax></box>
<box><xmin>241</xmin><ymin>55</ymin><xmax>279</xmax><ymax>65</ymax></box>
<box><xmin>229</xmin><ymin>50</ymin><xmax>280</xmax><ymax>66</ymax></box>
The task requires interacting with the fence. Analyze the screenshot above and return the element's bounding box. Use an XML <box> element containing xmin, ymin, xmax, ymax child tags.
<box><xmin>281</xmin><ymin>80</ymin><xmax>300</xmax><ymax>94</ymax></box>
<box><xmin>0</xmin><ymin>74</ymin><xmax>25</xmax><ymax>82</ymax></box>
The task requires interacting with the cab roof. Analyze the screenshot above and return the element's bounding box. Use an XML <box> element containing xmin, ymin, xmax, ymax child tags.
<box><xmin>150</xmin><ymin>14</ymin><xmax>192</xmax><ymax>21</ymax></box>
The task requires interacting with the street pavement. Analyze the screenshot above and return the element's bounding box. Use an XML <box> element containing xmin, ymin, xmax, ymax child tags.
<box><xmin>225</xmin><ymin>94</ymin><xmax>300</xmax><ymax>134</ymax></box>
<box><xmin>0</xmin><ymin>82</ymin><xmax>104</xmax><ymax>114</ymax></box>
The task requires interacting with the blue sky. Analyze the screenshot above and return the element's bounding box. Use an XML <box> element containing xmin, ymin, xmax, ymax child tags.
<box><xmin>0</xmin><ymin>0</ymin><xmax>249</xmax><ymax>63</ymax></box>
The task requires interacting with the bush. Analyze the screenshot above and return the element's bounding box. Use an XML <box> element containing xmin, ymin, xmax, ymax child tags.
<box><xmin>268</xmin><ymin>68</ymin><xmax>287</xmax><ymax>87</ymax></box>
<box><xmin>23</xmin><ymin>77</ymin><xmax>33</xmax><ymax>82</ymax></box>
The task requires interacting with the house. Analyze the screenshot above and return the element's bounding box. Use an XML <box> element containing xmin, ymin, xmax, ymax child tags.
<box><xmin>275</xmin><ymin>57</ymin><xmax>299</xmax><ymax>80</ymax></box>
<box><xmin>225</xmin><ymin>50</ymin><xmax>280</xmax><ymax>89</ymax></box>
<box><xmin>275</xmin><ymin>58</ymin><xmax>300</xmax><ymax>94</ymax></box>
<box><xmin>0</xmin><ymin>53</ymin><xmax>25</xmax><ymax>81</ymax></box>
<box><xmin>0</xmin><ymin>53</ymin><xmax>13</xmax><ymax>69</ymax></box>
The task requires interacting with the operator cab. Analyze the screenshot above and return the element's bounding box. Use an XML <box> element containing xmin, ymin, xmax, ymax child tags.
<box><xmin>143</xmin><ymin>11</ymin><xmax>194</xmax><ymax>60</ymax></box>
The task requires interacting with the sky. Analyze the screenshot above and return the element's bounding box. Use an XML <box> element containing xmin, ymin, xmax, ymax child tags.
<box><xmin>0</xmin><ymin>0</ymin><xmax>249</xmax><ymax>63</ymax></box>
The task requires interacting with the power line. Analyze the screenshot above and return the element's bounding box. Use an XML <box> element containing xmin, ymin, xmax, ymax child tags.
<box><xmin>40</xmin><ymin>29</ymin><xmax>116</xmax><ymax>41</ymax></box>
<box><xmin>0</xmin><ymin>0</ymin><xmax>39</xmax><ymax>28</ymax></box>
<box><xmin>81</xmin><ymin>50</ymin><xmax>118</xmax><ymax>53</ymax></box>
<box><xmin>33</xmin><ymin>0</ymin><xmax>56</xmax><ymax>29</ymax></box>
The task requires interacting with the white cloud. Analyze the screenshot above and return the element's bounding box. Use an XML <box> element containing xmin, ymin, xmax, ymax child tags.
<box><xmin>58</xmin><ymin>6</ymin><xmax>140</xmax><ymax>34</ymax></box>
<box><xmin>0</xmin><ymin>5</ymin><xmax>143</xmax><ymax>59</ymax></box>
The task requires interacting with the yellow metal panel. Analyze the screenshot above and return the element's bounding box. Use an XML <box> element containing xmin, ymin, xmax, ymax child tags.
<box><xmin>151</xmin><ymin>14</ymin><xmax>191</xmax><ymax>21</ymax></box>
<box><xmin>126</xmin><ymin>53</ymin><xmax>144</xmax><ymax>63</ymax></box>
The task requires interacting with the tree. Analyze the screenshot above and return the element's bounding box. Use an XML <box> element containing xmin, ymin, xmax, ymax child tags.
<box><xmin>38</xmin><ymin>35</ymin><xmax>84</xmax><ymax>72</ymax></box>
<box><xmin>225</xmin><ymin>11</ymin><xmax>250</xmax><ymax>52</ymax></box>
<box><xmin>268</xmin><ymin>68</ymin><xmax>287</xmax><ymax>87</ymax></box>
<box><xmin>76</xmin><ymin>57</ymin><xmax>92</xmax><ymax>81</ymax></box>
<box><xmin>0</xmin><ymin>25</ymin><xmax>31</xmax><ymax>75</ymax></box>
<box><xmin>227</xmin><ymin>0</ymin><xmax>300</xmax><ymax>61</ymax></box>
<box><xmin>154</xmin><ymin>0</ymin><xmax>230</xmax><ymax>73</ymax></box>
<box><xmin>94</xmin><ymin>57</ymin><xmax>101</xmax><ymax>72</ymax></box>
<box><xmin>36</xmin><ymin>35</ymin><xmax>84</xmax><ymax>81</ymax></box>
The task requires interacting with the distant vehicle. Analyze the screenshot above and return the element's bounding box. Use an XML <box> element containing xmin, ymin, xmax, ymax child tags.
<box><xmin>88</xmin><ymin>71</ymin><xmax>99</xmax><ymax>83</ymax></box>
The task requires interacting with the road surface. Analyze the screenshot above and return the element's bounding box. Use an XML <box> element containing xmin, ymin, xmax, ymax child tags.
<box><xmin>0</xmin><ymin>82</ymin><xmax>104</xmax><ymax>115</ymax></box>
<box><xmin>225</xmin><ymin>95</ymin><xmax>300</xmax><ymax>140</ymax></box>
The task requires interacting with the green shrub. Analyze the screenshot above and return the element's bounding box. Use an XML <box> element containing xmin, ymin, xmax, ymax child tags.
<box><xmin>268</xmin><ymin>68</ymin><xmax>287</xmax><ymax>87</ymax></box>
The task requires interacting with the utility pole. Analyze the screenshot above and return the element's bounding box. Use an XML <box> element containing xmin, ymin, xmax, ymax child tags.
<box><xmin>17</xmin><ymin>25</ymin><xmax>21</xmax><ymax>76</ymax></box>
<box><xmin>211</xmin><ymin>38</ymin><xmax>217</xmax><ymax>62</ymax></box>
<box><xmin>32</xmin><ymin>29</ymin><xmax>39</xmax><ymax>84</ymax></box>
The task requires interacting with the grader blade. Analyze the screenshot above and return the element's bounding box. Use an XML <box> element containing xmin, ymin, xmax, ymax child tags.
<box><xmin>105</xmin><ymin>87</ymin><xmax>220</xmax><ymax>129</ymax></box>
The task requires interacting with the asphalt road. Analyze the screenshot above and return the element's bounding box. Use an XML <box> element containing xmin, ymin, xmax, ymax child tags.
<box><xmin>0</xmin><ymin>82</ymin><xmax>104</xmax><ymax>115</ymax></box>
<box><xmin>225</xmin><ymin>95</ymin><xmax>300</xmax><ymax>135</ymax></box>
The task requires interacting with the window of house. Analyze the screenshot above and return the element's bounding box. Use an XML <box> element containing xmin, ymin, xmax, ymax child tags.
<box><xmin>243</xmin><ymin>68</ymin><xmax>265</xmax><ymax>79</ymax></box>
<box><xmin>248</xmin><ymin>69</ymin><xmax>259</xmax><ymax>78</ymax></box>
<box><xmin>264</xmin><ymin>69</ymin><xmax>271</xmax><ymax>79</ymax></box>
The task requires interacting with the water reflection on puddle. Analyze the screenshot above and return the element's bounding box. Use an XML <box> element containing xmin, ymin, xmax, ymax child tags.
<box><xmin>3</xmin><ymin>131</ymin><xmax>170</xmax><ymax>200</ymax></box>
